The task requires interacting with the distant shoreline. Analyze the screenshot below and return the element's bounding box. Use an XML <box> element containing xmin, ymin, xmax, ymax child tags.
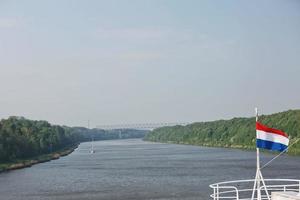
<box><xmin>143</xmin><ymin>138</ymin><xmax>255</xmax><ymax>150</ymax></box>
<box><xmin>143</xmin><ymin>139</ymin><xmax>300</xmax><ymax>157</ymax></box>
<box><xmin>0</xmin><ymin>144</ymin><xmax>79</xmax><ymax>173</ymax></box>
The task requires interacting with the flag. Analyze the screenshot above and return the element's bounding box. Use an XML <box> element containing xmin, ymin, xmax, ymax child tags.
<box><xmin>256</xmin><ymin>122</ymin><xmax>289</xmax><ymax>152</ymax></box>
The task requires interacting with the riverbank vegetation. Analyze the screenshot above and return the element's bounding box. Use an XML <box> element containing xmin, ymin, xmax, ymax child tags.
<box><xmin>0</xmin><ymin>144</ymin><xmax>78</xmax><ymax>172</ymax></box>
<box><xmin>0</xmin><ymin>116</ymin><xmax>147</xmax><ymax>170</ymax></box>
<box><xmin>144</xmin><ymin>110</ymin><xmax>300</xmax><ymax>155</ymax></box>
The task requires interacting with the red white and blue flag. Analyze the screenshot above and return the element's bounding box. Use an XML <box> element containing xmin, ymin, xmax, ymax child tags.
<box><xmin>256</xmin><ymin>122</ymin><xmax>289</xmax><ymax>152</ymax></box>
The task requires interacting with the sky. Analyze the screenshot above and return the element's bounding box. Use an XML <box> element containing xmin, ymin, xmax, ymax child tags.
<box><xmin>0</xmin><ymin>0</ymin><xmax>300</xmax><ymax>127</ymax></box>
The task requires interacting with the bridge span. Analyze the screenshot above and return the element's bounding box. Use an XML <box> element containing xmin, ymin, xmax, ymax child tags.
<box><xmin>96</xmin><ymin>122</ymin><xmax>191</xmax><ymax>130</ymax></box>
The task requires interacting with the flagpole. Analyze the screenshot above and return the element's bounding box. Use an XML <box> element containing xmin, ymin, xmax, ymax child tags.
<box><xmin>253</xmin><ymin>108</ymin><xmax>270</xmax><ymax>200</ymax></box>
<box><xmin>255</xmin><ymin>108</ymin><xmax>261</xmax><ymax>200</ymax></box>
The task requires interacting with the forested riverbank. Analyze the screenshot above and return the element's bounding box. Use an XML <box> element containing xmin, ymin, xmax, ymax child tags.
<box><xmin>0</xmin><ymin>116</ymin><xmax>147</xmax><ymax>172</ymax></box>
<box><xmin>0</xmin><ymin>143</ymin><xmax>78</xmax><ymax>172</ymax></box>
<box><xmin>145</xmin><ymin>110</ymin><xmax>300</xmax><ymax>155</ymax></box>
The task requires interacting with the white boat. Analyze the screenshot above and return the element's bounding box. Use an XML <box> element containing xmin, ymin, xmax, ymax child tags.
<box><xmin>88</xmin><ymin>120</ymin><xmax>95</xmax><ymax>154</ymax></box>
<box><xmin>90</xmin><ymin>138</ymin><xmax>95</xmax><ymax>154</ymax></box>
<box><xmin>90</xmin><ymin>140</ymin><xmax>95</xmax><ymax>153</ymax></box>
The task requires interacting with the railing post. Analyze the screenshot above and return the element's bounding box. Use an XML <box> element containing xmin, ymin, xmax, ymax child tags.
<box><xmin>236</xmin><ymin>188</ymin><xmax>239</xmax><ymax>200</ymax></box>
<box><xmin>283</xmin><ymin>185</ymin><xmax>286</xmax><ymax>192</ymax></box>
<box><xmin>217</xmin><ymin>184</ymin><xmax>219</xmax><ymax>200</ymax></box>
<box><xmin>298</xmin><ymin>180</ymin><xmax>300</xmax><ymax>193</ymax></box>
<box><xmin>213</xmin><ymin>188</ymin><xmax>216</xmax><ymax>200</ymax></box>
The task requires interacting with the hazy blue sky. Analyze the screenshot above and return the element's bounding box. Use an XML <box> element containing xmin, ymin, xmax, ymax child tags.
<box><xmin>0</xmin><ymin>0</ymin><xmax>299</xmax><ymax>127</ymax></box>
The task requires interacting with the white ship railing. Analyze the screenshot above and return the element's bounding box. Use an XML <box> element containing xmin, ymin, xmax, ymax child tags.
<box><xmin>210</xmin><ymin>179</ymin><xmax>300</xmax><ymax>200</ymax></box>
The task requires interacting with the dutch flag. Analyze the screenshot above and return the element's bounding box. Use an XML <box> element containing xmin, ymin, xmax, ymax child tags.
<box><xmin>256</xmin><ymin>122</ymin><xmax>289</xmax><ymax>152</ymax></box>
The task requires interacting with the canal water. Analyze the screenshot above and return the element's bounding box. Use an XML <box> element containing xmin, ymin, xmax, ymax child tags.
<box><xmin>0</xmin><ymin>139</ymin><xmax>299</xmax><ymax>200</ymax></box>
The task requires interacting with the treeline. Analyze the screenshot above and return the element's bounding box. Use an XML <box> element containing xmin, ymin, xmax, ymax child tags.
<box><xmin>144</xmin><ymin>110</ymin><xmax>300</xmax><ymax>155</ymax></box>
<box><xmin>0</xmin><ymin>116</ymin><xmax>147</xmax><ymax>162</ymax></box>
<box><xmin>71</xmin><ymin>127</ymin><xmax>148</xmax><ymax>141</ymax></box>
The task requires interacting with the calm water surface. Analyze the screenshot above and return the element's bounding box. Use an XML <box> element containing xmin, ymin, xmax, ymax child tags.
<box><xmin>0</xmin><ymin>139</ymin><xmax>299</xmax><ymax>200</ymax></box>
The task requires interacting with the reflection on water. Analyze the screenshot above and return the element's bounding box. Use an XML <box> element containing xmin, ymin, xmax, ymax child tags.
<box><xmin>0</xmin><ymin>139</ymin><xmax>299</xmax><ymax>200</ymax></box>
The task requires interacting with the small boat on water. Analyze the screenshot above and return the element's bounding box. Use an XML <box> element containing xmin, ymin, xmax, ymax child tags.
<box><xmin>88</xmin><ymin>120</ymin><xmax>95</xmax><ymax>154</ymax></box>
<box><xmin>90</xmin><ymin>138</ymin><xmax>95</xmax><ymax>154</ymax></box>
